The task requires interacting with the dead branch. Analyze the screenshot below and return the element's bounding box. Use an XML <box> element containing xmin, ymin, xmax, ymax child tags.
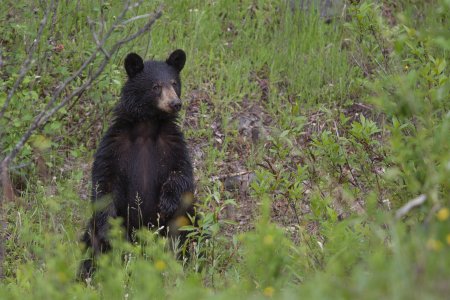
<box><xmin>0</xmin><ymin>4</ymin><xmax>162</xmax><ymax>174</ymax></box>
<box><xmin>0</xmin><ymin>160</ymin><xmax>14</xmax><ymax>279</ymax></box>
<box><xmin>395</xmin><ymin>194</ymin><xmax>427</xmax><ymax>219</ymax></box>
<box><xmin>210</xmin><ymin>170</ymin><xmax>253</xmax><ymax>181</ymax></box>
<box><xmin>122</xmin><ymin>13</ymin><xmax>154</xmax><ymax>25</ymax></box>
<box><xmin>0</xmin><ymin>161</ymin><xmax>14</xmax><ymax>203</ymax></box>
<box><xmin>0</xmin><ymin>0</ymin><xmax>56</xmax><ymax>120</ymax></box>
<box><xmin>0</xmin><ymin>1</ymin><xmax>56</xmax><ymax>280</ymax></box>
<box><xmin>0</xmin><ymin>217</ymin><xmax>5</xmax><ymax>280</ymax></box>
<box><xmin>0</xmin><ymin>49</ymin><xmax>4</xmax><ymax>69</ymax></box>
<box><xmin>0</xmin><ymin>0</ymin><xmax>163</xmax><ymax>279</ymax></box>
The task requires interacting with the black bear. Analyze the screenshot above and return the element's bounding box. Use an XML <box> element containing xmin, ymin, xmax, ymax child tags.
<box><xmin>79</xmin><ymin>49</ymin><xmax>195</xmax><ymax>279</ymax></box>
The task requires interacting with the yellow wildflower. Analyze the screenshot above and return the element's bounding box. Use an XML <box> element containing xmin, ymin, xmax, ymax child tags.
<box><xmin>57</xmin><ymin>271</ymin><xmax>68</xmax><ymax>283</ymax></box>
<box><xmin>155</xmin><ymin>260</ymin><xmax>166</xmax><ymax>271</ymax></box>
<box><xmin>446</xmin><ymin>234</ymin><xmax>450</xmax><ymax>246</ymax></box>
<box><xmin>426</xmin><ymin>239</ymin><xmax>442</xmax><ymax>251</ymax></box>
<box><xmin>436</xmin><ymin>208</ymin><xmax>449</xmax><ymax>221</ymax></box>
<box><xmin>263</xmin><ymin>286</ymin><xmax>275</xmax><ymax>297</ymax></box>
<box><xmin>174</xmin><ymin>216</ymin><xmax>190</xmax><ymax>228</ymax></box>
<box><xmin>181</xmin><ymin>192</ymin><xmax>194</xmax><ymax>205</ymax></box>
<box><xmin>263</xmin><ymin>235</ymin><xmax>274</xmax><ymax>245</ymax></box>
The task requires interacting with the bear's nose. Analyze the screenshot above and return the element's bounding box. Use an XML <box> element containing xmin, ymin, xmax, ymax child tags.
<box><xmin>169</xmin><ymin>99</ymin><xmax>182</xmax><ymax>112</ymax></box>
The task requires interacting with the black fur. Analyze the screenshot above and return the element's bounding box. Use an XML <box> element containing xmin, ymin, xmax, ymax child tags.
<box><xmin>79</xmin><ymin>50</ymin><xmax>194</xmax><ymax>279</ymax></box>
<box><xmin>124</xmin><ymin>53</ymin><xmax>144</xmax><ymax>78</ymax></box>
<box><xmin>166</xmin><ymin>49</ymin><xmax>186</xmax><ymax>72</ymax></box>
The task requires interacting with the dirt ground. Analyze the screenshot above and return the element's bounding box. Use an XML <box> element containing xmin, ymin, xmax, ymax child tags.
<box><xmin>182</xmin><ymin>84</ymin><xmax>378</xmax><ymax>239</ymax></box>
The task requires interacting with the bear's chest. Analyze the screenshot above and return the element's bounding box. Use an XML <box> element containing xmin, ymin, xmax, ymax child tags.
<box><xmin>117</xmin><ymin>135</ymin><xmax>174</xmax><ymax>182</ymax></box>
<box><xmin>114</xmin><ymin>123</ymin><xmax>181</xmax><ymax>188</ymax></box>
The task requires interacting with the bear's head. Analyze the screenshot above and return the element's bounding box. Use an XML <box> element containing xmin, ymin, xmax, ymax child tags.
<box><xmin>120</xmin><ymin>50</ymin><xmax>186</xmax><ymax>120</ymax></box>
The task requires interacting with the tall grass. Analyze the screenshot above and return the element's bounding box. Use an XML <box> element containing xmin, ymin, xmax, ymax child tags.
<box><xmin>0</xmin><ymin>0</ymin><xmax>449</xmax><ymax>299</ymax></box>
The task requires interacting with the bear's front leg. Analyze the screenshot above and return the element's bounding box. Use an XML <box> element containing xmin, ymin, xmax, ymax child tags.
<box><xmin>159</xmin><ymin>171</ymin><xmax>193</xmax><ymax>220</ymax></box>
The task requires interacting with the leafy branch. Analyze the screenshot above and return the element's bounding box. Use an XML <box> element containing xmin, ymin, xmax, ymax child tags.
<box><xmin>0</xmin><ymin>0</ymin><xmax>163</xmax><ymax>279</ymax></box>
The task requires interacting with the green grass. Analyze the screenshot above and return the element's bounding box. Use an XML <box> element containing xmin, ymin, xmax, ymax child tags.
<box><xmin>1</xmin><ymin>0</ymin><xmax>449</xmax><ymax>299</ymax></box>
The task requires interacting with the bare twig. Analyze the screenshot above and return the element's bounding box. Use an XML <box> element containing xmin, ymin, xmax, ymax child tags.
<box><xmin>0</xmin><ymin>48</ymin><xmax>4</xmax><ymax>69</ymax></box>
<box><xmin>122</xmin><ymin>13</ymin><xmax>154</xmax><ymax>25</ymax></box>
<box><xmin>87</xmin><ymin>17</ymin><xmax>111</xmax><ymax>59</ymax></box>
<box><xmin>0</xmin><ymin>0</ymin><xmax>55</xmax><ymax>120</ymax></box>
<box><xmin>210</xmin><ymin>170</ymin><xmax>252</xmax><ymax>181</ymax></box>
<box><xmin>0</xmin><ymin>2</ymin><xmax>163</xmax><ymax>278</ymax></box>
<box><xmin>0</xmin><ymin>161</ymin><xmax>14</xmax><ymax>202</ymax></box>
<box><xmin>350</xmin><ymin>52</ymin><xmax>369</xmax><ymax>77</ymax></box>
<box><xmin>344</xmin><ymin>156</ymin><xmax>363</xmax><ymax>190</ymax></box>
<box><xmin>1</xmin><ymin>5</ymin><xmax>163</xmax><ymax>171</ymax></box>
<box><xmin>0</xmin><ymin>0</ymin><xmax>56</xmax><ymax>281</ymax></box>
<box><xmin>395</xmin><ymin>194</ymin><xmax>427</xmax><ymax>219</ymax></box>
<box><xmin>0</xmin><ymin>215</ymin><xmax>5</xmax><ymax>279</ymax></box>
<box><xmin>0</xmin><ymin>160</ymin><xmax>14</xmax><ymax>279</ymax></box>
<box><xmin>354</xmin><ymin>102</ymin><xmax>372</xmax><ymax>110</ymax></box>
<box><xmin>34</xmin><ymin>0</ymin><xmax>60</xmax><ymax>82</ymax></box>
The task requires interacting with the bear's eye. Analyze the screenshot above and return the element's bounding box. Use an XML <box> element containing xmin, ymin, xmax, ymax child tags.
<box><xmin>152</xmin><ymin>85</ymin><xmax>161</xmax><ymax>93</ymax></box>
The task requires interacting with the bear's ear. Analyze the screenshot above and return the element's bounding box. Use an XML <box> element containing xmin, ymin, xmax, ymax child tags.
<box><xmin>166</xmin><ymin>49</ymin><xmax>186</xmax><ymax>72</ymax></box>
<box><xmin>124</xmin><ymin>53</ymin><xmax>144</xmax><ymax>78</ymax></box>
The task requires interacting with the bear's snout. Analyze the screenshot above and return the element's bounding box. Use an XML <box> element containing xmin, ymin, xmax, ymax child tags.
<box><xmin>158</xmin><ymin>85</ymin><xmax>182</xmax><ymax>113</ymax></box>
<box><xmin>169</xmin><ymin>99</ymin><xmax>182</xmax><ymax>112</ymax></box>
